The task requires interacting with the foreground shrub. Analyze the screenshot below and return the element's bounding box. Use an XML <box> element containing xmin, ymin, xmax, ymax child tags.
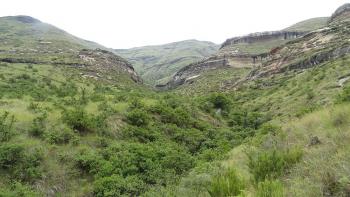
<box><xmin>336</xmin><ymin>86</ymin><xmax>350</xmax><ymax>103</ymax></box>
<box><xmin>256</xmin><ymin>180</ymin><xmax>284</xmax><ymax>197</ymax></box>
<box><xmin>248</xmin><ymin>148</ymin><xmax>302</xmax><ymax>183</ymax></box>
<box><xmin>0</xmin><ymin>111</ymin><xmax>15</xmax><ymax>142</ymax></box>
<box><xmin>62</xmin><ymin>107</ymin><xmax>103</xmax><ymax>133</ymax></box>
<box><xmin>28</xmin><ymin>113</ymin><xmax>47</xmax><ymax>137</ymax></box>
<box><xmin>0</xmin><ymin>143</ymin><xmax>43</xmax><ymax>181</ymax></box>
<box><xmin>125</xmin><ymin>109</ymin><xmax>150</xmax><ymax>127</ymax></box>
<box><xmin>93</xmin><ymin>175</ymin><xmax>146</xmax><ymax>197</ymax></box>
<box><xmin>207</xmin><ymin>168</ymin><xmax>245</xmax><ymax>197</ymax></box>
<box><xmin>46</xmin><ymin>127</ymin><xmax>77</xmax><ymax>144</ymax></box>
<box><xmin>122</xmin><ymin>126</ymin><xmax>159</xmax><ymax>143</ymax></box>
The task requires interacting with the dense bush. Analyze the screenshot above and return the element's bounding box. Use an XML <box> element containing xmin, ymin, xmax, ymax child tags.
<box><xmin>75</xmin><ymin>149</ymin><xmax>103</xmax><ymax>175</ymax></box>
<box><xmin>125</xmin><ymin>109</ymin><xmax>150</xmax><ymax>127</ymax></box>
<box><xmin>93</xmin><ymin>175</ymin><xmax>146</xmax><ymax>197</ymax></box>
<box><xmin>248</xmin><ymin>148</ymin><xmax>302</xmax><ymax>183</ymax></box>
<box><xmin>0</xmin><ymin>143</ymin><xmax>43</xmax><ymax>181</ymax></box>
<box><xmin>0</xmin><ymin>111</ymin><xmax>15</xmax><ymax>142</ymax></box>
<box><xmin>209</xmin><ymin>93</ymin><xmax>232</xmax><ymax>111</ymax></box>
<box><xmin>228</xmin><ymin>110</ymin><xmax>267</xmax><ymax>129</ymax></box>
<box><xmin>46</xmin><ymin>127</ymin><xmax>77</xmax><ymax>144</ymax></box>
<box><xmin>28</xmin><ymin>113</ymin><xmax>47</xmax><ymax>137</ymax></box>
<box><xmin>207</xmin><ymin>168</ymin><xmax>245</xmax><ymax>197</ymax></box>
<box><xmin>200</xmin><ymin>93</ymin><xmax>232</xmax><ymax>116</ymax></box>
<box><xmin>122</xmin><ymin>126</ymin><xmax>159</xmax><ymax>143</ymax></box>
<box><xmin>62</xmin><ymin>107</ymin><xmax>104</xmax><ymax>133</ymax></box>
<box><xmin>151</xmin><ymin>103</ymin><xmax>193</xmax><ymax>127</ymax></box>
<box><xmin>336</xmin><ymin>86</ymin><xmax>350</xmax><ymax>103</ymax></box>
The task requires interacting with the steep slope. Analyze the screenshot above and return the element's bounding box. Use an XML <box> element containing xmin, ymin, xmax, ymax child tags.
<box><xmin>164</xmin><ymin>17</ymin><xmax>331</xmax><ymax>90</ymax></box>
<box><xmin>115</xmin><ymin>40</ymin><xmax>219</xmax><ymax>85</ymax></box>
<box><xmin>283</xmin><ymin>17</ymin><xmax>329</xmax><ymax>32</ymax></box>
<box><xmin>0</xmin><ymin>15</ymin><xmax>141</xmax><ymax>83</ymax></box>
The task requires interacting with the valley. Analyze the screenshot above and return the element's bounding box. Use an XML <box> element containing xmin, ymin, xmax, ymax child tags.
<box><xmin>0</xmin><ymin>3</ymin><xmax>350</xmax><ymax>197</ymax></box>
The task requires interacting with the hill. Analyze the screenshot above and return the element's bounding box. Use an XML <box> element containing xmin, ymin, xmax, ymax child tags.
<box><xmin>0</xmin><ymin>15</ymin><xmax>141</xmax><ymax>83</ymax></box>
<box><xmin>163</xmin><ymin>17</ymin><xmax>332</xmax><ymax>90</ymax></box>
<box><xmin>115</xmin><ymin>40</ymin><xmax>219</xmax><ymax>85</ymax></box>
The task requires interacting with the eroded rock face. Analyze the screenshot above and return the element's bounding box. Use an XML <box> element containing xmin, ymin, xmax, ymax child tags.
<box><xmin>78</xmin><ymin>49</ymin><xmax>142</xmax><ymax>83</ymax></box>
<box><xmin>243</xmin><ymin>21</ymin><xmax>350</xmax><ymax>83</ymax></box>
<box><xmin>163</xmin><ymin>31</ymin><xmax>306</xmax><ymax>89</ymax></box>
<box><xmin>221</xmin><ymin>31</ymin><xmax>306</xmax><ymax>49</ymax></box>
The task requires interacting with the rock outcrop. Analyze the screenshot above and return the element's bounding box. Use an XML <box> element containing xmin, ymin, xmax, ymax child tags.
<box><xmin>329</xmin><ymin>3</ymin><xmax>350</xmax><ymax>23</ymax></box>
<box><xmin>220</xmin><ymin>31</ymin><xmax>306</xmax><ymax>50</ymax></box>
<box><xmin>163</xmin><ymin>31</ymin><xmax>306</xmax><ymax>89</ymax></box>
<box><xmin>78</xmin><ymin>49</ymin><xmax>142</xmax><ymax>83</ymax></box>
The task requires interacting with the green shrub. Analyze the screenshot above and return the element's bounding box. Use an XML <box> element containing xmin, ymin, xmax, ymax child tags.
<box><xmin>126</xmin><ymin>109</ymin><xmax>150</xmax><ymax>127</ymax></box>
<box><xmin>0</xmin><ymin>144</ymin><xmax>24</xmax><ymax>169</ymax></box>
<box><xmin>0</xmin><ymin>111</ymin><xmax>15</xmax><ymax>142</ymax></box>
<box><xmin>256</xmin><ymin>180</ymin><xmax>284</xmax><ymax>197</ymax></box>
<box><xmin>207</xmin><ymin>168</ymin><xmax>245</xmax><ymax>197</ymax></box>
<box><xmin>209</xmin><ymin>93</ymin><xmax>232</xmax><ymax>111</ymax></box>
<box><xmin>28</xmin><ymin>113</ymin><xmax>47</xmax><ymax>137</ymax></box>
<box><xmin>122</xmin><ymin>126</ymin><xmax>159</xmax><ymax>143</ymax></box>
<box><xmin>152</xmin><ymin>104</ymin><xmax>192</xmax><ymax>127</ymax></box>
<box><xmin>0</xmin><ymin>143</ymin><xmax>43</xmax><ymax>181</ymax></box>
<box><xmin>336</xmin><ymin>86</ymin><xmax>350</xmax><ymax>103</ymax></box>
<box><xmin>93</xmin><ymin>175</ymin><xmax>146</xmax><ymax>197</ymax></box>
<box><xmin>75</xmin><ymin>149</ymin><xmax>103</xmax><ymax>174</ymax></box>
<box><xmin>46</xmin><ymin>127</ymin><xmax>77</xmax><ymax>144</ymax></box>
<box><xmin>228</xmin><ymin>110</ymin><xmax>267</xmax><ymax>129</ymax></box>
<box><xmin>62</xmin><ymin>107</ymin><xmax>101</xmax><ymax>133</ymax></box>
<box><xmin>248</xmin><ymin>148</ymin><xmax>302</xmax><ymax>183</ymax></box>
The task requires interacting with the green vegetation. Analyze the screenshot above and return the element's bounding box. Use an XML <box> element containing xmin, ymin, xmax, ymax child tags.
<box><xmin>1</xmin><ymin>5</ymin><xmax>350</xmax><ymax>196</ymax></box>
<box><xmin>116</xmin><ymin>40</ymin><xmax>219</xmax><ymax>85</ymax></box>
<box><xmin>208</xmin><ymin>168</ymin><xmax>245</xmax><ymax>197</ymax></box>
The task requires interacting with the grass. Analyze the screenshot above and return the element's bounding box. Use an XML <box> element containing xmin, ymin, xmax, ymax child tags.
<box><xmin>283</xmin><ymin>17</ymin><xmax>329</xmax><ymax>32</ymax></box>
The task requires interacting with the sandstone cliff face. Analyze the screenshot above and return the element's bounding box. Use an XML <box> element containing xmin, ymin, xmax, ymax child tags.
<box><xmin>243</xmin><ymin>21</ymin><xmax>350</xmax><ymax>84</ymax></box>
<box><xmin>220</xmin><ymin>31</ymin><xmax>305</xmax><ymax>50</ymax></box>
<box><xmin>163</xmin><ymin>31</ymin><xmax>306</xmax><ymax>89</ymax></box>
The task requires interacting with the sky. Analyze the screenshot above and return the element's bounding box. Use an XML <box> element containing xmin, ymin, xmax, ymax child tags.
<box><xmin>0</xmin><ymin>0</ymin><xmax>348</xmax><ymax>49</ymax></box>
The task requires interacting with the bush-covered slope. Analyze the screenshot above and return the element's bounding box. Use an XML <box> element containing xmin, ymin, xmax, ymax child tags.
<box><xmin>159</xmin><ymin>99</ymin><xmax>350</xmax><ymax>196</ymax></box>
<box><xmin>116</xmin><ymin>40</ymin><xmax>219</xmax><ymax>85</ymax></box>
<box><xmin>1</xmin><ymin>4</ymin><xmax>350</xmax><ymax>197</ymax></box>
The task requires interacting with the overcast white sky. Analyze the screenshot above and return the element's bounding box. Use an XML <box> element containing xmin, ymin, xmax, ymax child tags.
<box><xmin>0</xmin><ymin>0</ymin><xmax>348</xmax><ymax>48</ymax></box>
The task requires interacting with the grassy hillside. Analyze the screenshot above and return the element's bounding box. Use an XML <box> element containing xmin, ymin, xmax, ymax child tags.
<box><xmin>0</xmin><ymin>15</ymin><xmax>107</xmax><ymax>51</ymax></box>
<box><xmin>283</xmin><ymin>17</ymin><xmax>329</xmax><ymax>32</ymax></box>
<box><xmin>116</xmin><ymin>40</ymin><xmax>219</xmax><ymax>85</ymax></box>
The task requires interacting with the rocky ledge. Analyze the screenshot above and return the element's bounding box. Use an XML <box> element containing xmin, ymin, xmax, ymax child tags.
<box><xmin>221</xmin><ymin>31</ymin><xmax>306</xmax><ymax>49</ymax></box>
